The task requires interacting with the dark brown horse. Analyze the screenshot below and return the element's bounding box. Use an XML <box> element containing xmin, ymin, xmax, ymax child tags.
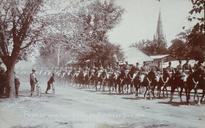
<box><xmin>157</xmin><ymin>69</ymin><xmax>171</xmax><ymax>98</ymax></box>
<box><xmin>169</xmin><ymin>70</ymin><xmax>187</xmax><ymax>102</ymax></box>
<box><xmin>189</xmin><ymin>68</ymin><xmax>205</xmax><ymax>104</ymax></box>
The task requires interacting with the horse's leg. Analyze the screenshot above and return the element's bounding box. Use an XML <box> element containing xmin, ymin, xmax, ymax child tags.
<box><xmin>166</xmin><ymin>86</ymin><xmax>169</xmax><ymax>97</ymax></box>
<box><xmin>104</xmin><ymin>81</ymin><xmax>107</xmax><ymax>91</ymax></box>
<box><xmin>99</xmin><ymin>80</ymin><xmax>102</xmax><ymax>91</ymax></box>
<box><xmin>194</xmin><ymin>87</ymin><xmax>200</xmax><ymax>104</ymax></box>
<box><xmin>120</xmin><ymin>83</ymin><xmax>123</xmax><ymax>94</ymax></box>
<box><xmin>162</xmin><ymin>85</ymin><xmax>165</xmax><ymax>97</ymax></box>
<box><xmin>109</xmin><ymin>81</ymin><xmax>112</xmax><ymax>92</ymax></box>
<box><xmin>121</xmin><ymin>81</ymin><xmax>124</xmax><ymax>94</ymax></box>
<box><xmin>194</xmin><ymin>88</ymin><xmax>197</xmax><ymax>101</ymax></box>
<box><xmin>147</xmin><ymin>83</ymin><xmax>152</xmax><ymax>99</ymax></box>
<box><xmin>130</xmin><ymin>83</ymin><xmax>132</xmax><ymax>94</ymax></box>
<box><xmin>179</xmin><ymin>87</ymin><xmax>183</xmax><ymax>102</ymax></box>
<box><xmin>144</xmin><ymin>86</ymin><xmax>148</xmax><ymax>99</ymax></box>
<box><xmin>137</xmin><ymin>85</ymin><xmax>140</xmax><ymax>96</ymax></box>
<box><xmin>126</xmin><ymin>82</ymin><xmax>129</xmax><ymax>94</ymax></box>
<box><xmin>185</xmin><ymin>86</ymin><xmax>188</xmax><ymax>102</ymax></box>
<box><xmin>108</xmin><ymin>81</ymin><xmax>111</xmax><ymax>93</ymax></box>
<box><xmin>152</xmin><ymin>85</ymin><xmax>156</xmax><ymax>98</ymax></box>
<box><xmin>135</xmin><ymin>84</ymin><xmax>138</xmax><ymax>96</ymax></box>
<box><xmin>121</xmin><ymin>82</ymin><xmax>124</xmax><ymax>94</ymax></box>
<box><xmin>102</xmin><ymin>81</ymin><xmax>104</xmax><ymax>92</ymax></box>
<box><xmin>95</xmin><ymin>80</ymin><xmax>98</xmax><ymax>91</ymax></box>
<box><xmin>126</xmin><ymin>83</ymin><xmax>129</xmax><ymax>94</ymax></box>
<box><xmin>115</xmin><ymin>82</ymin><xmax>117</xmax><ymax>93</ymax></box>
<box><xmin>131</xmin><ymin>83</ymin><xmax>134</xmax><ymax>94</ymax></box>
<box><xmin>110</xmin><ymin>84</ymin><xmax>112</xmax><ymax>93</ymax></box>
<box><xmin>200</xmin><ymin>89</ymin><xmax>205</xmax><ymax>104</ymax></box>
<box><xmin>149</xmin><ymin>85</ymin><xmax>152</xmax><ymax>99</ymax></box>
<box><xmin>159</xmin><ymin>86</ymin><xmax>164</xmax><ymax>97</ymax></box>
<box><xmin>118</xmin><ymin>83</ymin><xmax>120</xmax><ymax>94</ymax></box>
<box><xmin>139</xmin><ymin>83</ymin><xmax>143</xmax><ymax>94</ymax></box>
<box><xmin>112</xmin><ymin>82</ymin><xmax>114</xmax><ymax>92</ymax></box>
<box><xmin>186</xmin><ymin>89</ymin><xmax>191</xmax><ymax>104</ymax></box>
<box><xmin>157</xmin><ymin>85</ymin><xmax>161</xmax><ymax>98</ymax></box>
<box><xmin>102</xmin><ymin>80</ymin><xmax>105</xmax><ymax>91</ymax></box>
<box><xmin>113</xmin><ymin>81</ymin><xmax>116</xmax><ymax>92</ymax></box>
<box><xmin>100</xmin><ymin>80</ymin><xmax>103</xmax><ymax>91</ymax></box>
<box><xmin>170</xmin><ymin>87</ymin><xmax>175</xmax><ymax>102</ymax></box>
<box><xmin>196</xmin><ymin>88</ymin><xmax>200</xmax><ymax>105</ymax></box>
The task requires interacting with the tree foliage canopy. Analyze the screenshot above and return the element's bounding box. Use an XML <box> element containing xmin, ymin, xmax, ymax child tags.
<box><xmin>168</xmin><ymin>0</ymin><xmax>204</xmax><ymax>61</ymax></box>
<box><xmin>131</xmin><ymin>39</ymin><xmax>168</xmax><ymax>56</ymax></box>
<box><xmin>39</xmin><ymin>0</ymin><xmax>124</xmax><ymax>67</ymax></box>
<box><xmin>0</xmin><ymin>0</ymin><xmax>43</xmax><ymax>68</ymax></box>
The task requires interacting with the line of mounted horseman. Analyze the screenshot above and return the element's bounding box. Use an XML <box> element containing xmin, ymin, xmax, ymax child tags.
<box><xmin>0</xmin><ymin>59</ymin><xmax>205</xmax><ymax>104</ymax></box>
<box><xmin>66</xmin><ymin>60</ymin><xmax>205</xmax><ymax>104</ymax></box>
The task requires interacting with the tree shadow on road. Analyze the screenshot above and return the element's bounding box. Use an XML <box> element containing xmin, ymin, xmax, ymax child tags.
<box><xmin>122</xmin><ymin>97</ymin><xmax>145</xmax><ymax>100</ymax></box>
<box><xmin>158</xmin><ymin>101</ymin><xmax>192</xmax><ymax>107</ymax></box>
<box><xmin>100</xmin><ymin>92</ymin><xmax>131</xmax><ymax>96</ymax></box>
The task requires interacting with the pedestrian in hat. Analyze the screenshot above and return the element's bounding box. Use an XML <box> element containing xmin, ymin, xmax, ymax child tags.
<box><xmin>30</xmin><ymin>69</ymin><xmax>38</xmax><ymax>96</ymax></box>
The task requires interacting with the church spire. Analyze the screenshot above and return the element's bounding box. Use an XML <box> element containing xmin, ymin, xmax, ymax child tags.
<box><xmin>154</xmin><ymin>11</ymin><xmax>165</xmax><ymax>42</ymax></box>
<box><xmin>152</xmin><ymin>10</ymin><xmax>167</xmax><ymax>55</ymax></box>
<box><xmin>154</xmin><ymin>11</ymin><xmax>166</xmax><ymax>46</ymax></box>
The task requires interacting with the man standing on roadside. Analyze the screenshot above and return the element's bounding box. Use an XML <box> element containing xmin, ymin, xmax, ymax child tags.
<box><xmin>30</xmin><ymin>69</ymin><xmax>38</xmax><ymax>96</ymax></box>
<box><xmin>45</xmin><ymin>73</ymin><xmax>55</xmax><ymax>94</ymax></box>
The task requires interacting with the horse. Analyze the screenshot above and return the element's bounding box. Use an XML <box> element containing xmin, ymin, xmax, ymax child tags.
<box><xmin>123</xmin><ymin>69</ymin><xmax>136</xmax><ymax>94</ymax></box>
<box><xmin>190</xmin><ymin>68</ymin><xmax>205</xmax><ymax>104</ymax></box>
<box><xmin>112</xmin><ymin>71</ymin><xmax>120</xmax><ymax>93</ymax></box>
<box><xmin>116</xmin><ymin>70</ymin><xmax>126</xmax><ymax>94</ymax></box>
<box><xmin>157</xmin><ymin>69</ymin><xmax>171</xmax><ymax>98</ymax></box>
<box><xmin>72</xmin><ymin>70</ymin><xmax>80</xmax><ymax>86</ymax></box>
<box><xmin>143</xmin><ymin>70</ymin><xmax>158</xmax><ymax>99</ymax></box>
<box><xmin>82</xmin><ymin>70</ymin><xmax>90</xmax><ymax>88</ymax></box>
<box><xmin>169</xmin><ymin>70</ymin><xmax>187</xmax><ymax>102</ymax></box>
<box><xmin>88</xmin><ymin>69</ymin><xmax>96</xmax><ymax>88</ymax></box>
<box><xmin>68</xmin><ymin>69</ymin><xmax>75</xmax><ymax>82</ymax></box>
<box><xmin>122</xmin><ymin>69</ymin><xmax>133</xmax><ymax>94</ymax></box>
<box><xmin>93</xmin><ymin>69</ymin><xmax>103</xmax><ymax>91</ymax></box>
<box><xmin>77</xmin><ymin>69</ymin><xmax>84</xmax><ymax>87</ymax></box>
<box><xmin>133</xmin><ymin>71</ymin><xmax>143</xmax><ymax>96</ymax></box>
<box><xmin>99</xmin><ymin>70</ymin><xmax>107</xmax><ymax>91</ymax></box>
<box><xmin>107</xmin><ymin>71</ymin><xmax>117</xmax><ymax>93</ymax></box>
<box><xmin>185</xmin><ymin>69</ymin><xmax>200</xmax><ymax>104</ymax></box>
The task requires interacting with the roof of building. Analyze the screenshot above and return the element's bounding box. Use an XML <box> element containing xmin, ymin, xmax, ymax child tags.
<box><xmin>123</xmin><ymin>47</ymin><xmax>153</xmax><ymax>65</ymax></box>
<box><xmin>150</xmin><ymin>54</ymin><xmax>169</xmax><ymax>60</ymax></box>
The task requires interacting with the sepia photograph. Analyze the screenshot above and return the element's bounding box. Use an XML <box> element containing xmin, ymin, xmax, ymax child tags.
<box><xmin>0</xmin><ymin>0</ymin><xmax>205</xmax><ymax>128</ymax></box>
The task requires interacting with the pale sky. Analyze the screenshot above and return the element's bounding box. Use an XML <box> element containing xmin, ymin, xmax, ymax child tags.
<box><xmin>108</xmin><ymin>0</ymin><xmax>196</xmax><ymax>49</ymax></box>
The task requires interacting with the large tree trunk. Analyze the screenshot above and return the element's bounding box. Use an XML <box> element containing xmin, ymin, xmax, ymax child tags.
<box><xmin>4</xmin><ymin>57</ymin><xmax>17</xmax><ymax>98</ymax></box>
<box><xmin>6</xmin><ymin>65</ymin><xmax>15</xmax><ymax>98</ymax></box>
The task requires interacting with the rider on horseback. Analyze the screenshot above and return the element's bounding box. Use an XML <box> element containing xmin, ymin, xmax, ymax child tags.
<box><xmin>183</xmin><ymin>60</ymin><xmax>192</xmax><ymax>71</ymax></box>
<box><xmin>141</xmin><ymin>62</ymin><xmax>150</xmax><ymax>74</ymax></box>
<box><xmin>176</xmin><ymin>60</ymin><xmax>183</xmax><ymax>71</ymax></box>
